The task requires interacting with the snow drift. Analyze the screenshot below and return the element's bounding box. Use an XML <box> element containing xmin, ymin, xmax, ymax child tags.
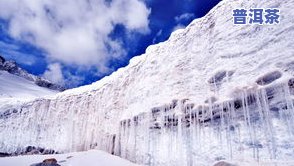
<box><xmin>0</xmin><ymin>150</ymin><xmax>138</xmax><ymax>166</ymax></box>
<box><xmin>1</xmin><ymin>0</ymin><xmax>294</xmax><ymax>165</ymax></box>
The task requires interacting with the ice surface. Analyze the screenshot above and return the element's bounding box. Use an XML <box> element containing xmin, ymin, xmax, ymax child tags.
<box><xmin>0</xmin><ymin>0</ymin><xmax>294</xmax><ymax>165</ymax></box>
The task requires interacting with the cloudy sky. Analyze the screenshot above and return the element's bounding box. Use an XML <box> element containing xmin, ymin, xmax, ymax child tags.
<box><xmin>0</xmin><ymin>0</ymin><xmax>220</xmax><ymax>88</ymax></box>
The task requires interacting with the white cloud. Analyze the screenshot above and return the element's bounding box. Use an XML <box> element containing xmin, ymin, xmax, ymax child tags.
<box><xmin>173</xmin><ymin>13</ymin><xmax>195</xmax><ymax>33</ymax></box>
<box><xmin>0</xmin><ymin>41</ymin><xmax>37</xmax><ymax>66</ymax></box>
<box><xmin>174</xmin><ymin>13</ymin><xmax>195</xmax><ymax>23</ymax></box>
<box><xmin>43</xmin><ymin>63</ymin><xmax>87</xmax><ymax>88</ymax></box>
<box><xmin>152</xmin><ymin>29</ymin><xmax>162</xmax><ymax>44</ymax></box>
<box><xmin>63</xmin><ymin>69</ymin><xmax>85</xmax><ymax>88</ymax></box>
<box><xmin>172</xmin><ymin>24</ymin><xmax>186</xmax><ymax>32</ymax></box>
<box><xmin>43</xmin><ymin>63</ymin><xmax>65</xmax><ymax>85</ymax></box>
<box><xmin>0</xmin><ymin>0</ymin><xmax>151</xmax><ymax>72</ymax></box>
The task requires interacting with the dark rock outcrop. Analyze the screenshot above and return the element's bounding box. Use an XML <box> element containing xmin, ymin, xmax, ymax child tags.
<box><xmin>256</xmin><ymin>71</ymin><xmax>282</xmax><ymax>86</ymax></box>
<box><xmin>213</xmin><ymin>161</ymin><xmax>237</xmax><ymax>166</ymax></box>
<box><xmin>31</xmin><ymin>158</ymin><xmax>61</xmax><ymax>166</ymax></box>
<box><xmin>208</xmin><ymin>70</ymin><xmax>234</xmax><ymax>84</ymax></box>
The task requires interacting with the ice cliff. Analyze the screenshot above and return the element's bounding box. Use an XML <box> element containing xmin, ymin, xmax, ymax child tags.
<box><xmin>0</xmin><ymin>0</ymin><xmax>294</xmax><ymax>165</ymax></box>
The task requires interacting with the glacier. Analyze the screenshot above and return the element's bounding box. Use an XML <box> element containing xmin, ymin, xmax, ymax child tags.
<box><xmin>1</xmin><ymin>0</ymin><xmax>294</xmax><ymax>165</ymax></box>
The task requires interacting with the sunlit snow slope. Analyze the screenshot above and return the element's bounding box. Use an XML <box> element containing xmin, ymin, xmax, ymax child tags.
<box><xmin>0</xmin><ymin>0</ymin><xmax>294</xmax><ymax>165</ymax></box>
<box><xmin>0</xmin><ymin>71</ymin><xmax>58</xmax><ymax>108</ymax></box>
<box><xmin>0</xmin><ymin>71</ymin><xmax>57</xmax><ymax>99</ymax></box>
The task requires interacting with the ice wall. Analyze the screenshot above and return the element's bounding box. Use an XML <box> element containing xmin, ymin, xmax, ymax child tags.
<box><xmin>0</xmin><ymin>0</ymin><xmax>294</xmax><ymax>165</ymax></box>
<box><xmin>117</xmin><ymin>80</ymin><xmax>294</xmax><ymax>165</ymax></box>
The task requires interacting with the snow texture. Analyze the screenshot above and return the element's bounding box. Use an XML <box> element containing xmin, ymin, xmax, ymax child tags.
<box><xmin>0</xmin><ymin>150</ymin><xmax>138</xmax><ymax>166</ymax></box>
<box><xmin>0</xmin><ymin>71</ymin><xmax>58</xmax><ymax>110</ymax></box>
<box><xmin>1</xmin><ymin>0</ymin><xmax>294</xmax><ymax>165</ymax></box>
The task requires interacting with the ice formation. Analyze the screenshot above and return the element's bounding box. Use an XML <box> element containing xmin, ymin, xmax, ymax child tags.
<box><xmin>0</xmin><ymin>0</ymin><xmax>294</xmax><ymax>165</ymax></box>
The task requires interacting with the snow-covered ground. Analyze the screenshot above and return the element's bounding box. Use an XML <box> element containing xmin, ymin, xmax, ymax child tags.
<box><xmin>0</xmin><ymin>0</ymin><xmax>293</xmax><ymax>165</ymax></box>
<box><xmin>2</xmin><ymin>152</ymin><xmax>294</xmax><ymax>166</ymax></box>
<box><xmin>0</xmin><ymin>150</ymin><xmax>138</xmax><ymax>166</ymax></box>
<box><xmin>0</xmin><ymin>71</ymin><xmax>57</xmax><ymax>99</ymax></box>
<box><xmin>0</xmin><ymin>71</ymin><xmax>58</xmax><ymax>110</ymax></box>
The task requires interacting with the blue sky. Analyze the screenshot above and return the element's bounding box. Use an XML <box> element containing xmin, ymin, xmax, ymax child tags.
<box><xmin>0</xmin><ymin>0</ymin><xmax>220</xmax><ymax>88</ymax></box>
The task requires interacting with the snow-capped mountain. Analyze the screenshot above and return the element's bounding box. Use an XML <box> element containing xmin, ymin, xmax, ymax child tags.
<box><xmin>0</xmin><ymin>70</ymin><xmax>59</xmax><ymax>107</ymax></box>
<box><xmin>0</xmin><ymin>55</ymin><xmax>65</xmax><ymax>92</ymax></box>
<box><xmin>0</xmin><ymin>55</ymin><xmax>63</xmax><ymax>110</ymax></box>
<box><xmin>0</xmin><ymin>0</ymin><xmax>293</xmax><ymax>165</ymax></box>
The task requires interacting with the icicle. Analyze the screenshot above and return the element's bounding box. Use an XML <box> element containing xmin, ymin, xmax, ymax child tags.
<box><xmin>242</xmin><ymin>90</ymin><xmax>256</xmax><ymax>159</ymax></box>
<box><xmin>255</xmin><ymin>89</ymin><xmax>275</xmax><ymax>160</ymax></box>
<box><xmin>225</xmin><ymin>100</ymin><xmax>233</xmax><ymax>160</ymax></box>
<box><xmin>283</xmin><ymin>83</ymin><xmax>294</xmax><ymax>135</ymax></box>
<box><xmin>187</xmin><ymin>106</ymin><xmax>193</xmax><ymax>166</ymax></box>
